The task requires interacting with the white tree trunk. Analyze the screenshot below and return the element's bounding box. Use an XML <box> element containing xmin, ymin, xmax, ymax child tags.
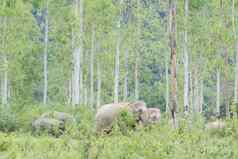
<box><xmin>80</xmin><ymin>68</ymin><xmax>83</xmax><ymax>104</ymax></box>
<box><xmin>43</xmin><ymin>0</ymin><xmax>49</xmax><ymax>104</ymax></box>
<box><xmin>84</xmin><ymin>81</ymin><xmax>88</xmax><ymax>106</ymax></box>
<box><xmin>123</xmin><ymin>48</ymin><xmax>128</xmax><ymax>101</ymax></box>
<box><xmin>97</xmin><ymin>61</ymin><xmax>101</xmax><ymax>108</ymax></box>
<box><xmin>72</xmin><ymin>48</ymin><xmax>81</xmax><ymax>105</ymax></box>
<box><xmin>1</xmin><ymin>17</ymin><xmax>8</xmax><ymax>106</ymax></box>
<box><xmin>72</xmin><ymin>0</ymin><xmax>83</xmax><ymax>105</ymax></box>
<box><xmin>194</xmin><ymin>67</ymin><xmax>199</xmax><ymax>113</ymax></box>
<box><xmin>79</xmin><ymin>0</ymin><xmax>84</xmax><ymax>105</ymax></box>
<box><xmin>233</xmin><ymin>0</ymin><xmax>238</xmax><ymax>103</ymax></box>
<box><xmin>114</xmin><ymin>3</ymin><xmax>121</xmax><ymax>103</ymax></box>
<box><xmin>2</xmin><ymin>54</ymin><xmax>8</xmax><ymax>106</ymax></box>
<box><xmin>135</xmin><ymin>52</ymin><xmax>139</xmax><ymax>100</ymax></box>
<box><xmin>67</xmin><ymin>79</ymin><xmax>72</xmax><ymax>104</ymax></box>
<box><xmin>90</xmin><ymin>25</ymin><xmax>95</xmax><ymax>107</ymax></box>
<box><xmin>199</xmin><ymin>80</ymin><xmax>203</xmax><ymax>113</ymax></box>
<box><xmin>189</xmin><ymin>72</ymin><xmax>193</xmax><ymax>112</ymax></box>
<box><xmin>235</xmin><ymin>44</ymin><xmax>238</xmax><ymax>103</ymax></box>
<box><xmin>183</xmin><ymin>0</ymin><xmax>189</xmax><ymax>115</ymax></box>
<box><xmin>216</xmin><ymin>70</ymin><xmax>220</xmax><ymax>116</ymax></box>
<box><xmin>114</xmin><ymin>35</ymin><xmax>120</xmax><ymax>103</ymax></box>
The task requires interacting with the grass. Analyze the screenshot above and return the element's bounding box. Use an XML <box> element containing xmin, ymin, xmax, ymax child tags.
<box><xmin>0</xmin><ymin>105</ymin><xmax>237</xmax><ymax>159</ymax></box>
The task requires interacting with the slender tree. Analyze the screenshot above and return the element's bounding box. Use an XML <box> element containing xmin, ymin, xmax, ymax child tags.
<box><xmin>199</xmin><ymin>80</ymin><xmax>203</xmax><ymax>113</ymax></box>
<box><xmin>123</xmin><ymin>48</ymin><xmax>129</xmax><ymax>101</ymax></box>
<box><xmin>165</xmin><ymin>58</ymin><xmax>169</xmax><ymax>113</ymax></box>
<box><xmin>43</xmin><ymin>0</ymin><xmax>49</xmax><ymax>104</ymax></box>
<box><xmin>72</xmin><ymin>0</ymin><xmax>83</xmax><ymax>105</ymax></box>
<box><xmin>232</xmin><ymin>0</ymin><xmax>238</xmax><ymax>114</ymax></box>
<box><xmin>216</xmin><ymin>70</ymin><xmax>220</xmax><ymax>117</ymax></box>
<box><xmin>114</xmin><ymin>0</ymin><xmax>122</xmax><ymax>103</ymax></box>
<box><xmin>135</xmin><ymin>0</ymin><xmax>141</xmax><ymax>100</ymax></box>
<box><xmin>90</xmin><ymin>25</ymin><xmax>95</xmax><ymax>107</ymax></box>
<box><xmin>135</xmin><ymin>51</ymin><xmax>139</xmax><ymax>100</ymax></box>
<box><xmin>97</xmin><ymin>61</ymin><xmax>101</xmax><ymax>108</ymax></box>
<box><xmin>169</xmin><ymin>0</ymin><xmax>178</xmax><ymax>128</ymax></box>
<box><xmin>1</xmin><ymin>17</ymin><xmax>8</xmax><ymax>106</ymax></box>
<box><xmin>189</xmin><ymin>72</ymin><xmax>193</xmax><ymax>112</ymax></box>
<box><xmin>194</xmin><ymin>66</ymin><xmax>199</xmax><ymax>113</ymax></box>
<box><xmin>223</xmin><ymin>48</ymin><xmax>229</xmax><ymax>116</ymax></box>
<box><xmin>183</xmin><ymin>0</ymin><xmax>189</xmax><ymax>115</ymax></box>
<box><xmin>79</xmin><ymin>0</ymin><xmax>84</xmax><ymax>105</ymax></box>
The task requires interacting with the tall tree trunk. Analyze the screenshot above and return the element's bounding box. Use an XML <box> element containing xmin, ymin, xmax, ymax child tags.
<box><xmin>189</xmin><ymin>71</ymin><xmax>193</xmax><ymax>112</ymax></box>
<box><xmin>1</xmin><ymin>17</ymin><xmax>8</xmax><ymax>106</ymax></box>
<box><xmin>43</xmin><ymin>0</ymin><xmax>49</xmax><ymax>104</ymax></box>
<box><xmin>79</xmin><ymin>0</ymin><xmax>84</xmax><ymax>105</ymax></box>
<box><xmin>134</xmin><ymin>0</ymin><xmax>141</xmax><ymax>101</ymax></box>
<box><xmin>232</xmin><ymin>0</ymin><xmax>238</xmax><ymax>117</ymax></box>
<box><xmin>183</xmin><ymin>0</ymin><xmax>189</xmax><ymax>115</ymax></box>
<box><xmin>223</xmin><ymin>48</ymin><xmax>229</xmax><ymax>116</ymax></box>
<box><xmin>169</xmin><ymin>0</ymin><xmax>178</xmax><ymax>128</ymax></box>
<box><xmin>97</xmin><ymin>61</ymin><xmax>101</xmax><ymax>108</ymax></box>
<box><xmin>194</xmin><ymin>67</ymin><xmax>199</xmax><ymax>113</ymax></box>
<box><xmin>72</xmin><ymin>0</ymin><xmax>83</xmax><ymax>105</ymax></box>
<box><xmin>80</xmin><ymin>69</ymin><xmax>83</xmax><ymax>104</ymax></box>
<box><xmin>114</xmin><ymin>34</ymin><xmax>120</xmax><ymax>103</ymax></box>
<box><xmin>114</xmin><ymin>1</ymin><xmax>121</xmax><ymax>103</ymax></box>
<box><xmin>199</xmin><ymin>80</ymin><xmax>203</xmax><ymax>113</ymax></box>
<box><xmin>165</xmin><ymin>58</ymin><xmax>169</xmax><ymax>113</ymax></box>
<box><xmin>216</xmin><ymin>70</ymin><xmax>220</xmax><ymax>117</ymax></box>
<box><xmin>67</xmin><ymin>79</ymin><xmax>72</xmax><ymax>104</ymax></box>
<box><xmin>90</xmin><ymin>25</ymin><xmax>95</xmax><ymax>107</ymax></box>
<box><xmin>84</xmin><ymin>80</ymin><xmax>88</xmax><ymax>106</ymax></box>
<box><xmin>123</xmin><ymin>48</ymin><xmax>128</xmax><ymax>101</ymax></box>
<box><xmin>135</xmin><ymin>52</ymin><xmax>139</xmax><ymax>100</ymax></box>
<box><xmin>235</xmin><ymin>44</ymin><xmax>238</xmax><ymax>104</ymax></box>
<box><xmin>2</xmin><ymin>54</ymin><xmax>8</xmax><ymax>106</ymax></box>
<box><xmin>235</xmin><ymin>44</ymin><xmax>238</xmax><ymax>117</ymax></box>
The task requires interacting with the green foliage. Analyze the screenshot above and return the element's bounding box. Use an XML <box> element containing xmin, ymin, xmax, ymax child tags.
<box><xmin>0</xmin><ymin>107</ymin><xmax>19</xmax><ymax>132</ymax></box>
<box><xmin>0</xmin><ymin>106</ymin><xmax>237</xmax><ymax>158</ymax></box>
<box><xmin>112</xmin><ymin>109</ymin><xmax>136</xmax><ymax>135</ymax></box>
<box><xmin>0</xmin><ymin>109</ymin><xmax>237</xmax><ymax>159</ymax></box>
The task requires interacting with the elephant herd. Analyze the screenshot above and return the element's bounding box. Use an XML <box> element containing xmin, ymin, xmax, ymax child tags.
<box><xmin>32</xmin><ymin>101</ymin><xmax>227</xmax><ymax>136</ymax></box>
<box><xmin>32</xmin><ymin>101</ymin><xmax>161</xmax><ymax>136</ymax></box>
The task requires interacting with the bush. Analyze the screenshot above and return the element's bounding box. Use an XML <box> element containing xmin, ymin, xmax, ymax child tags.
<box><xmin>0</xmin><ymin>107</ymin><xmax>19</xmax><ymax>132</ymax></box>
<box><xmin>111</xmin><ymin>109</ymin><xmax>137</xmax><ymax>135</ymax></box>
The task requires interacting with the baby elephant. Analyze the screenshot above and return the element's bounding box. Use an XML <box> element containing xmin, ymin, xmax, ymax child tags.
<box><xmin>40</xmin><ymin>111</ymin><xmax>75</xmax><ymax>124</ymax></box>
<box><xmin>141</xmin><ymin>108</ymin><xmax>161</xmax><ymax>125</ymax></box>
<box><xmin>205</xmin><ymin>120</ymin><xmax>225</xmax><ymax>130</ymax></box>
<box><xmin>32</xmin><ymin>117</ymin><xmax>65</xmax><ymax>136</ymax></box>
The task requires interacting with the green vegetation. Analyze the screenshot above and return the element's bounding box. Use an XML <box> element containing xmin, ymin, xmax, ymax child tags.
<box><xmin>0</xmin><ymin>106</ymin><xmax>237</xmax><ymax>159</ymax></box>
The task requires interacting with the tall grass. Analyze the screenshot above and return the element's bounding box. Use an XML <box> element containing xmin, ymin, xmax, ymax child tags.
<box><xmin>0</xmin><ymin>105</ymin><xmax>237</xmax><ymax>159</ymax></box>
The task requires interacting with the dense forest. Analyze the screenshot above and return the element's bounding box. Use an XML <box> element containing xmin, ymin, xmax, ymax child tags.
<box><xmin>0</xmin><ymin>0</ymin><xmax>238</xmax><ymax>158</ymax></box>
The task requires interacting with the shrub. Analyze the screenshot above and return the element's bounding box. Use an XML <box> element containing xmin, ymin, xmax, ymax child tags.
<box><xmin>0</xmin><ymin>107</ymin><xmax>19</xmax><ymax>132</ymax></box>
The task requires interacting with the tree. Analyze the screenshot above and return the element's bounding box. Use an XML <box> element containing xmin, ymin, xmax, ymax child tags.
<box><xmin>90</xmin><ymin>25</ymin><xmax>95</xmax><ymax>107</ymax></box>
<box><xmin>216</xmin><ymin>70</ymin><xmax>220</xmax><ymax>116</ymax></box>
<box><xmin>183</xmin><ymin>0</ymin><xmax>189</xmax><ymax>115</ymax></box>
<box><xmin>169</xmin><ymin>0</ymin><xmax>178</xmax><ymax>128</ymax></box>
<box><xmin>43</xmin><ymin>0</ymin><xmax>49</xmax><ymax>104</ymax></box>
<box><xmin>1</xmin><ymin>16</ymin><xmax>9</xmax><ymax>106</ymax></box>
<box><xmin>96</xmin><ymin>60</ymin><xmax>101</xmax><ymax>108</ymax></box>
<box><xmin>123</xmin><ymin>48</ymin><xmax>128</xmax><ymax>101</ymax></box>
<box><xmin>114</xmin><ymin>1</ymin><xmax>122</xmax><ymax>103</ymax></box>
<box><xmin>72</xmin><ymin>0</ymin><xmax>84</xmax><ymax>105</ymax></box>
